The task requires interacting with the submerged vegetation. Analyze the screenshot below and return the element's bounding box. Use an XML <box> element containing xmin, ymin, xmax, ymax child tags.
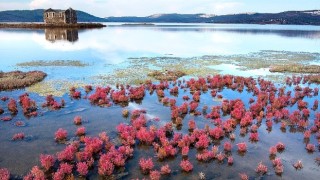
<box><xmin>94</xmin><ymin>51</ymin><xmax>320</xmax><ymax>85</ymax></box>
<box><xmin>16</xmin><ymin>60</ymin><xmax>89</xmax><ymax>67</ymax></box>
<box><xmin>0</xmin><ymin>73</ymin><xmax>319</xmax><ymax>179</ymax></box>
<box><xmin>270</xmin><ymin>64</ymin><xmax>320</xmax><ymax>73</ymax></box>
<box><xmin>0</xmin><ymin>71</ymin><xmax>46</xmax><ymax>91</ymax></box>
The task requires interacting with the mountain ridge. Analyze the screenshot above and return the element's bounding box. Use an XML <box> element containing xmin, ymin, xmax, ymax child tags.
<box><xmin>0</xmin><ymin>9</ymin><xmax>320</xmax><ymax>25</ymax></box>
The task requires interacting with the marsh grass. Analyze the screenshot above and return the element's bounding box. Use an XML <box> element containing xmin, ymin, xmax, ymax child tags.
<box><xmin>17</xmin><ymin>60</ymin><xmax>89</xmax><ymax>67</ymax></box>
<box><xmin>0</xmin><ymin>71</ymin><xmax>46</xmax><ymax>91</ymax></box>
<box><xmin>269</xmin><ymin>64</ymin><xmax>320</xmax><ymax>73</ymax></box>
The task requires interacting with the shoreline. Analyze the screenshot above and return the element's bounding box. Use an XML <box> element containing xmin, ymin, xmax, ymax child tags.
<box><xmin>0</xmin><ymin>23</ymin><xmax>106</xmax><ymax>29</ymax></box>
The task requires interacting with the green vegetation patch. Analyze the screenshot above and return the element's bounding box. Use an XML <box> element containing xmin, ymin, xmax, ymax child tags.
<box><xmin>0</xmin><ymin>71</ymin><xmax>47</xmax><ymax>91</ymax></box>
<box><xmin>17</xmin><ymin>60</ymin><xmax>89</xmax><ymax>67</ymax></box>
<box><xmin>26</xmin><ymin>80</ymin><xmax>86</xmax><ymax>97</ymax></box>
<box><xmin>269</xmin><ymin>64</ymin><xmax>320</xmax><ymax>73</ymax></box>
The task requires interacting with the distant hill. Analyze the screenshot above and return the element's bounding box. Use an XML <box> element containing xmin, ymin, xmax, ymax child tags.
<box><xmin>0</xmin><ymin>9</ymin><xmax>106</xmax><ymax>22</ymax></box>
<box><xmin>105</xmin><ymin>10</ymin><xmax>320</xmax><ymax>25</ymax></box>
<box><xmin>1</xmin><ymin>9</ymin><xmax>320</xmax><ymax>25</ymax></box>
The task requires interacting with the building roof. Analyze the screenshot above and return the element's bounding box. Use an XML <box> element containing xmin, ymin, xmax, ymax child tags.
<box><xmin>44</xmin><ymin>8</ymin><xmax>56</xmax><ymax>12</ymax></box>
<box><xmin>45</xmin><ymin>8</ymin><xmax>75</xmax><ymax>13</ymax></box>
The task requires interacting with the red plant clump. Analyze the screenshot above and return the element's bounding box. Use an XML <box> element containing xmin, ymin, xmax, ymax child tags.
<box><xmin>98</xmin><ymin>155</ymin><xmax>114</xmax><ymax>176</ymax></box>
<box><xmin>57</xmin><ymin>144</ymin><xmax>77</xmax><ymax>162</ymax></box>
<box><xmin>55</xmin><ymin>128</ymin><xmax>68</xmax><ymax>142</ymax></box>
<box><xmin>12</xmin><ymin>133</ymin><xmax>25</xmax><ymax>141</ymax></box>
<box><xmin>19</xmin><ymin>93</ymin><xmax>37</xmax><ymax>116</ymax></box>
<box><xmin>216</xmin><ymin>152</ymin><xmax>225</xmax><ymax>162</ymax></box>
<box><xmin>304</xmin><ymin>130</ymin><xmax>311</xmax><ymax>139</ymax></box>
<box><xmin>195</xmin><ymin>134</ymin><xmax>210</xmax><ymax>149</ymax></box>
<box><xmin>111</xmin><ymin>89</ymin><xmax>129</xmax><ymax>103</ymax></box>
<box><xmin>7</xmin><ymin>99</ymin><xmax>18</xmax><ymax>114</ymax></box>
<box><xmin>69</xmin><ymin>87</ymin><xmax>81</xmax><ymax>99</ymax></box>
<box><xmin>239</xmin><ymin>173</ymin><xmax>248</xmax><ymax>180</ymax></box>
<box><xmin>136</xmin><ymin>127</ymin><xmax>156</xmax><ymax>145</ymax></box>
<box><xmin>0</xmin><ymin>168</ymin><xmax>10</xmax><ymax>180</ymax></box>
<box><xmin>160</xmin><ymin>164</ymin><xmax>171</xmax><ymax>175</ymax></box>
<box><xmin>255</xmin><ymin>162</ymin><xmax>268</xmax><ymax>175</ymax></box>
<box><xmin>1</xmin><ymin>116</ymin><xmax>12</xmax><ymax>121</ymax></box>
<box><xmin>181</xmin><ymin>146</ymin><xmax>189</xmax><ymax>156</ymax></box>
<box><xmin>196</xmin><ymin>150</ymin><xmax>214</xmax><ymax>162</ymax></box>
<box><xmin>24</xmin><ymin>166</ymin><xmax>45</xmax><ymax>180</ymax></box>
<box><xmin>306</xmin><ymin>143</ymin><xmax>316</xmax><ymax>152</ymax></box>
<box><xmin>149</xmin><ymin>170</ymin><xmax>161</xmax><ymax>180</ymax></box>
<box><xmin>249</xmin><ymin>132</ymin><xmax>259</xmax><ymax>142</ymax></box>
<box><xmin>40</xmin><ymin>154</ymin><xmax>55</xmax><ymax>171</ymax></box>
<box><xmin>180</xmin><ymin>159</ymin><xmax>193</xmax><ymax>172</ymax></box>
<box><xmin>293</xmin><ymin>160</ymin><xmax>303</xmax><ymax>170</ymax></box>
<box><xmin>209</xmin><ymin>127</ymin><xmax>225</xmax><ymax>139</ymax></box>
<box><xmin>276</xmin><ymin>142</ymin><xmax>285</xmax><ymax>152</ymax></box>
<box><xmin>77</xmin><ymin>162</ymin><xmax>88</xmax><ymax>177</ymax></box>
<box><xmin>237</xmin><ymin>142</ymin><xmax>247</xmax><ymax>152</ymax></box>
<box><xmin>139</xmin><ymin>157</ymin><xmax>154</xmax><ymax>174</ymax></box>
<box><xmin>73</xmin><ymin>116</ymin><xmax>82</xmax><ymax>125</ymax></box>
<box><xmin>223</xmin><ymin>141</ymin><xmax>232</xmax><ymax>152</ymax></box>
<box><xmin>269</xmin><ymin>146</ymin><xmax>277</xmax><ymax>156</ymax></box>
<box><xmin>76</xmin><ymin>127</ymin><xmax>86</xmax><ymax>136</ymax></box>
<box><xmin>273</xmin><ymin>158</ymin><xmax>284</xmax><ymax>175</ymax></box>
<box><xmin>188</xmin><ymin>119</ymin><xmax>196</xmax><ymax>130</ymax></box>
<box><xmin>42</xmin><ymin>95</ymin><xmax>64</xmax><ymax>110</ymax></box>
<box><xmin>88</xmin><ymin>87</ymin><xmax>111</xmax><ymax>106</ymax></box>
<box><xmin>228</xmin><ymin>156</ymin><xmax>234</xmax><ymax>165</ymax></box>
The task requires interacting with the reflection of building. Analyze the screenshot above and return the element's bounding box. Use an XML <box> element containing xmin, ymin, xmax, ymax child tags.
<box><xmin>44</xmin><ymin>8</ymin><xmax>77</xmax><ymax>24</ymax></box>
<box><xmin>45</xmin><ymin>29</ymin><xmax>78</xmax><ymax>42</ymax></box>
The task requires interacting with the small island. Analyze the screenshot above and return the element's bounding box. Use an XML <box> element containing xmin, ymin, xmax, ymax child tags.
<box><xmin>0</xmin><ymin>8</ymin><xmax>106</xmax><ymax>29</ymax></box>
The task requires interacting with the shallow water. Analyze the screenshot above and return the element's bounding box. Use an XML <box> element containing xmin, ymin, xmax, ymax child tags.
<box><xmin>0</xmin><ymin>24</ymin><xmax>320</xmax><ymax>179</ymax></box>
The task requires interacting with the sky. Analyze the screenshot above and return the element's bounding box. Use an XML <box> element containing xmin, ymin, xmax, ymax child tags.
<box><xmin>0</xmin><ymin>0</ymin><xmax>319</xmax><ymax>17</ymax></box>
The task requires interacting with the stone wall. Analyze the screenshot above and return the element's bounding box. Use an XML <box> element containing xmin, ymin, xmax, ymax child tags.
<box><xmin>43</xmin><ymin>9</ymin><xmax>77</xmax><ymax>24</ymax></box>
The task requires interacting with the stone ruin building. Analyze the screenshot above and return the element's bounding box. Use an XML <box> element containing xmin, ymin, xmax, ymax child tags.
<box><xmin>43</xmin><ymin>8</ymin><xmax>77</xmax><ymax>24</ymax></box>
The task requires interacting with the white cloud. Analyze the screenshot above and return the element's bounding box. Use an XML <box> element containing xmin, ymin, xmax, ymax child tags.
<box><xmin>26</xmin><ymin>0</ymin><xmax>243</xmax><ymax>17</ymax></box>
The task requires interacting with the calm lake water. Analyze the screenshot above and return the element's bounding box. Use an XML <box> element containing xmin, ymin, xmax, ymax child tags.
<box><xmin>1</xmin><ymin>23</ymin><xmax>320</xmax><ymax>82</ymax></box>
<box><xmin>0</xmin><ymin>24</ymin><xmax>320</xmax><ymax>179</ymax></box>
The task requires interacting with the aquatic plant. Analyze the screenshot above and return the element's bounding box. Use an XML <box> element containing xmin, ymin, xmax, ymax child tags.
<box><xmin>228</xmin><ymin>156</ymin><xmax>234</xmax><ymax>165</ymax></box>
<box><xmin>122</xmin><ymin>109</ymin><xmax>129</xmax><ymax>117</ymax></box>
<box><xmin>76</xmin><ymin>127</ymin><xmax>86</xmax><ymax>136</ymax></box>
<box><xmin>40</xmin><ymin>154</ymin><xmax>55</xmax><ymax>171</ymax></box>
<box><xmin>249</xmin><ymin>132</ymin><xmax>259</xmax><ymax>142</ymax></box>
<box><xmin>77</xmin><ymin>162</ymin><xmax>88</xmax><ymax>177</ymax></box>
<box><xmin>0</xmin><ymin>168</ymin><xmax>10</xmax><ymax>180</ymax></box>
<box><xmin>180</xmin><ymin>159</ymin><xmax>193</xmax><ymax>172</ymax></box>
<box><xmin>293</xmin><ymin>160</ymin><xmax>303</xmax><ymax>170</ymax></box>
<box><xmin>55</xmin><ymin>128</ymin><xmax>68</xmax><ymax>142</ymax></box>
<box><xmin>239</xmin><ymin>173</ymin><xmax>248</xmax><ymax>180</ymax></box>
<box><xmin>269</xmin><ymin>146</ymin><xmax>277</xmax><ymax>156</ymax></box>
<box><xmin>139</xmin><ymin>158</ymin><xmax>154</xmax><ymax>174</ymax></box>
<box><xmin>216</xmin><ymin>152</ymin><xmax>225</xmax><ymax>162</ymax></box>
<box><xmin>24</xmin><ymin>166</ymin><xmax>45</xmax><ymax>180</ymax></box>
<box><xmin>276</xmin><ymin>142</ymin><xmax>285</xmax><ymax>152</ymax></box>
<box><xmin>160</xmin><ymin>164</ymin><xmax>171</xmax><ymax>175</ymax></box>
<box><xmin>1</xmin><ymin>116</ymin><xmax>12</xmax><ymax>121</ymax></box>
<box><xmin>237</xmin><ymin>142</ymin><xmax>247</xmax><ymax>152</ymax></box>
<box><xmin>255</xmin><ymin>162</ymin><xmax>268</xmax><ymax>175</ymax></box>
<box><xmin>306</xmin><ymin>143</ymin><xmax>316</xmax><ymax>152</ymax></box>
<box><xmin>7</xmin><ymin>99</ymin><xmax>18</xmax><ymax>114</ymax></box>
<box><xmin>0</xmin><ymin>70</ymin><xmax>46</xmax><ymax>91</ymax></box>
<box><xmin>73</xmin><ymin>116</ymin><xmax>82</xmax><ymax>125</ymax></box>
<box><xmin>181</xmin><ymin>146</ymin><xmax>189</xmax><ymax>156</ymax></box>
<box><xmin>223</xmin><ymin>141</ymin><xmax>232</xmax><ymax>152</ymax></box>
<box><xmin>98</xmin><ymin>156</ymin><xmax>114</xmax><ymax>176</ymax></box>
<box><xmin>12</xmin><ymin>133</ymin><xmax>25</xmax><ymax>141</ymax></box>
<box><xmin>149</xmin><ymin>170</ymin><xmax>161</xmax><ymax>180</ymax></box>
<box><xmin>57</xmin><ymin>144</ymin><xmax>77</xmax><ymax>162</ymax></box>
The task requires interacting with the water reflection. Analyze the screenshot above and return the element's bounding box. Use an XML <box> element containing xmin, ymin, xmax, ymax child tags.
<box><xmin>45</xmin><ymin>28</ymin><xmax>78</xmax><ymax>42</ymax></box>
